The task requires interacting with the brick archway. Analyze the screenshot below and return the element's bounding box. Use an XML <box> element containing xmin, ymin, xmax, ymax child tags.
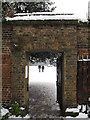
<box><xmin>2</xmin><ymin>20</ymin><xmax>89</xmax><ymax>110</ymax></box>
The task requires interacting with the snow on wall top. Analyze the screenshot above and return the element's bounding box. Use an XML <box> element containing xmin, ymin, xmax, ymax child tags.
<box><xmin>6</xmin><ymin>12</ymin><xmax>86</xmax><ymax>21</ymax></box>
<box><xmin>14</xmin><ymin>12</ymin><xmax>74</xmax><ymax>16</ymax></box>
<box><xmin>2</xmin><ymin>0</ymin><xmax>48</xmax><ymax>2</ymax></box>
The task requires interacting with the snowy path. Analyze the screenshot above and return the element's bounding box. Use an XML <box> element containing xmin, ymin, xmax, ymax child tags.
<box><xmin>29</xmin><ymin>66</ymin><xmax>61</xmax><ymax>118</ymax></box>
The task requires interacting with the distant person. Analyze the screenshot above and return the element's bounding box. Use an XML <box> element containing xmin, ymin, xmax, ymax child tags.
<box><xmin>42</xmin><ymin>65</ymin><xmax>44</xmax><ymax>72</ymax></box>
<box><xmin>38</xmin><ymin>65</ymin><xmax>41</xmax><ymax>72</ymax></box>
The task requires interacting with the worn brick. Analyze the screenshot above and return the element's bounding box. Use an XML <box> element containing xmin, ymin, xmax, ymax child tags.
<box><xmin>2</xmin><ymin>21</ymin><xmax>89</xmax><ymax>109</ymax></box>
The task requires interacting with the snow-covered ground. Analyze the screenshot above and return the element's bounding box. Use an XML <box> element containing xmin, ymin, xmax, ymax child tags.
<box><xmin>29</xmin><ymin>66</ymin><xmax>60</xmax><ymax>118</ymax></box>
<box><xmin>29</xmin><ymin>66</ymin><xmax>57</xmax><ymax>84</ymax></box>
<box><xmin>29</xmin><ymin>65</ymin><xmax>89</xmax><ymax>118</ymax></box>
<box><xmin>29</xmin><ymin>65</ymin><xmax>57</xmax><ymax>107</ymax></box>
<box><xmin>65</xmin><ymin>105</ymin><xmax>88</xmax><ymax>118</ymax></box>
<box><xmin>1</xmin><ymin>107</ymin><xmax>9</xmax><ymax>116</ymax></box>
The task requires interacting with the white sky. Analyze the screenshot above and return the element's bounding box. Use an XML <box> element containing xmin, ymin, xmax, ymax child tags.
<box><xmin>52</xmin><ymin>0</ymin><xmax>90</xmax><ymax>20</ymax></box>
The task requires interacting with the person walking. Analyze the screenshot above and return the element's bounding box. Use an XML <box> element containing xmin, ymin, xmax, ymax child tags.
<box><xmin>42</xmin><ymin>65</ymin><xmax>44</xmax><ymax>72</ymax></box>
<box><xmin>38</xmin><ymin>65</ymin><xmax>41</xmax><ymax>72</ymax></box>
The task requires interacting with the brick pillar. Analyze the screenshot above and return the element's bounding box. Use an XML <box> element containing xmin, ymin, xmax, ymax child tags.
<box><xmin>11</xmin><ymin>51</ymin><xmax>29</xmax><ymax>107</ymax></box>
<box><xmin>63</xmin><ymin>50</ymin><xmax>77</xmax><ymax>109</ymax></box>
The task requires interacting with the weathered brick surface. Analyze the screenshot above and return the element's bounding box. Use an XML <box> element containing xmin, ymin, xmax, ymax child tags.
<box><xmin>10</xmin><ymin>21</ymin><xmax>78</xmax><ymax>109</ymax></box>
<box><xmin>2</xmin><ymin>21</ymin><xmax>89</xmax><ymax>109</ymax></box>
<box><xmin>2</xmin><ymin>26</ymin><xmax>11</xmax><ymax>106</ymax></box>
<box><xmin>10</xmin><ymin>51</ymin><xmax>29</xmax><ymax>107</ymax></box>
<box><xmin>77</xmin><ymin>26</ymin><xmax>89</xmax><ymax>58</ymax></box>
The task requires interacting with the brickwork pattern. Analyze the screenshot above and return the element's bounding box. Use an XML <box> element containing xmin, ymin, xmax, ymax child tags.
<box><xmin>2</xmin><ymin>21</ymin><xmax>89</xmax><ymax>110</ymax></box>
<box><xmin>77</xmin><ymin>26</ymin><xmax>89</xmax><ymax>58</ymax></box>
<box><xmin>2</xmin><ymin>26</ymin><xmax>12</xmax><ymax>106</ymax></box>
<box><xmin>11</xmin><ymin>21</ymin><xmax>78</xmax><ymax>109</ymax></box>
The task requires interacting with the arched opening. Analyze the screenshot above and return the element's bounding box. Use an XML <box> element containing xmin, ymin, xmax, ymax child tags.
<box><xmin>26</xmin><ymin>50</ymin><xmax>64</xmax><ymax>118</ymax></box>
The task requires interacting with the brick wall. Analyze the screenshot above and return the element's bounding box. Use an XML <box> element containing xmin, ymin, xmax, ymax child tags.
<box><xmin>88</xmin><ymin>23</ymin><xmax>90</xmax><ymax>97</ymax></box>
<box><xmin>77</xmin><ymin>25</ymin><xmax>89</xmax><ymax>58</ymax></box>
<box><xmin>10</xmin><ymin>21</ymin><xmax>78</xmax><ymax>109</ymax></box>
<box><xmin>2</xmin><ymin>20</ymin><xmax>89</xmax><ymax>109</ymax></box>
<box><xmin>2</xmin><ymin>26</ymin><xmax>12</xmax><ymax>106</ymax></box>
<box><xmin>77</xmin><ymin>25</ymin><xmax>90</xmax><ymax>104</ymax></box>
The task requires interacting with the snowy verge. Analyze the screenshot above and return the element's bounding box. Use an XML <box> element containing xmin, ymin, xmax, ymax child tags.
<box><xmin>8</xmin><ymin>114</ymin><xmax>30</xmax><ymax>118</ymax></box>
<box><xmin>65</xmin><ymin>105</ymin><xmax>89</xmax><ymax>118</ymax></box>
<box><xmin>66</xmin><ymin>112</ymin><xmax>88</xmax><ymax>118</ymax></box>
<box><xmin>1</xmin><ymin>107</ymin><xmax>9</xmax><ymax>116</ymax></box>
<box><xmin>1</xmin><ymin>107</ymin><xmax>30</xmax><ymax>119</ymax></box>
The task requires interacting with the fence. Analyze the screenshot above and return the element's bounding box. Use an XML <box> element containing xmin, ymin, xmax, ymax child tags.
<box><xmin>77</xmin><ymin>55</ymin><xmax>90</xmax><ymax>104</ymax></box>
